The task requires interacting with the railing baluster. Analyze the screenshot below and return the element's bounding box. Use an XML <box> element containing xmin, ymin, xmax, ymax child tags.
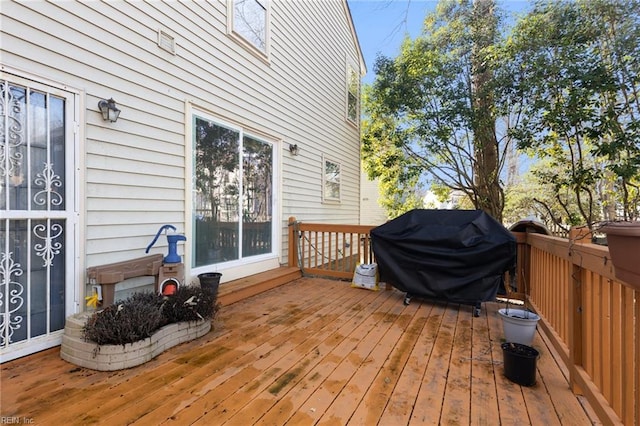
<box><xmin>569</xmin><ymin>262</ymin><xmax>583</xmax><ymax>394</ymax></box>
<box><xmin>350</xmin><ymin>232</ymin><xmax>355</xmax><ymax>269</ymax></box>
<box><xmin>307</xmin><ymin>230</ymin><xmax>311</xmax><ymax>269</ymax></box>
<box><xmin>611</xmin><ymin>282</ymin><xmax>623</xmax><ymax>417</ymax></box>
<box><xmin>620</xmin><ymin>284</ymin><xmax>637</xmax><ymax>426</ymax></box>
<box><xmin>313</xmin><ymin>231</ymin><xmax>318</xmax><ymax>269</ymax></box>
<box><xmin>331</xmin><ymin>232</ymin><xmax>339</xmax><ymax>270</ymax></box>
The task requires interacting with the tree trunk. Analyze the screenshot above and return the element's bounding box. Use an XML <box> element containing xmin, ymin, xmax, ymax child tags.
<box><xmin>471</xmin><ymin>0</ymin><xmax>503</xmax><ymax>222</ymax></box>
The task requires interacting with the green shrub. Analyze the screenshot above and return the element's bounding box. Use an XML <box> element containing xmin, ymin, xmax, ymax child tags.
<box><xmin>83</xmin><ymin>286</ymin><xmax>218</xmax><ymax>346</ymax></box>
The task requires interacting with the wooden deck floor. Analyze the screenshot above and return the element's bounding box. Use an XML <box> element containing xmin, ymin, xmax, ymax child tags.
<box><xmin>1</xmin><ymin>277</ymin><xmax>599</xmax><ymax>425</ymax></box>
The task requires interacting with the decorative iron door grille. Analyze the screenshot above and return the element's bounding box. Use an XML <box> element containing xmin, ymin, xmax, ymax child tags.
<box><xmin>1</xmin><ymin>74</ymin><xmax>77</xmax><ymax>362</ymax></box>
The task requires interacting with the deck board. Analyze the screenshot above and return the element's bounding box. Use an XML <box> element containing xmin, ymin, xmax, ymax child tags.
<box><xmin>411</xmin><ymin>304</ymin><xmax>458</xmax><ymax>425</ymax></box>
<box><xmin>442</xmin><ymin>308</ymin><xmax>472</xmax><ymax>425</ymax></box>
<box><xmin>1</xmin><ymin>277</ymin><xmax>598</xmax><ymax>425</ymax></box>
<box><xmin>470</xmin><ymin>309</ymin><xmax>500</xmax><ymax>426</ymax></box>
<box><xmin>380</xmin><ymin>302</ymin><xmax>440</xmax><ymax>425</ymax></box>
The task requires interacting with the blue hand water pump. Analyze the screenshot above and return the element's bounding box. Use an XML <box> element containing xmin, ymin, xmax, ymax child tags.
<box><xmin>146</xmin><ymin>225</ymin><xmax>187</xmax><ymax>264</ymax></box>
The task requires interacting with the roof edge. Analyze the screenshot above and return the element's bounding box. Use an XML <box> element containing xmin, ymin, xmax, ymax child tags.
<box><xmin>342</xmin><ymin>0</ymin><xmax>367</xmax><ymax>76</ymax></box>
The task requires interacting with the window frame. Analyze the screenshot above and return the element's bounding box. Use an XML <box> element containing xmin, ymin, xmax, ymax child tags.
<box><xmin>346</xmin><ymin>63</ymin><xmax>360</xmax><ymax>125</ymax></box>
<box><xmin>322</xmin><ymin>155</ymin><xmax>342</xmax><ymax>203</ymax></box>
<box><xmin>189</xmin><ymin>110</ymin><xmax>278</xmax><ymax>273</ymax></box>
<box><xmin>227</xmin><ymin>0</ymin><xmax>270</xmax><ymax>59</ymax></box>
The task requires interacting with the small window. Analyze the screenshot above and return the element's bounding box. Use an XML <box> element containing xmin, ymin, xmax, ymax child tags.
<box><xmin>347</xmin><ymin>65</ymin><xmax>359</xmax><ymax>124</ymax></box>
<box><xmin>323</xmin><ymin>156</ymin><xmax>341</xmax><ymax>202</ymax></box>
<box><xmin>231</xmin><ymin>0</ymin><xmax>268</xmax><ymax>53</ymax></box>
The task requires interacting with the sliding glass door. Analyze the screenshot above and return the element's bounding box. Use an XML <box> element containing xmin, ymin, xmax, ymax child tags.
<box><xmin>192</xmin><ymin>115</ymin><xmax>274</xmax><ymax>268</ymax></box>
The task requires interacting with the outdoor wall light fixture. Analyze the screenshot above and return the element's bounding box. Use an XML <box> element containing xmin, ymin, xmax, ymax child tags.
<box><xmin>289</xmin><ymin>143</ymin><xmax>299</xmax><ymax>156</ymax></box>
<box><xmin>98</xmin><ymin>98</ymin><xmax>121</xmax><ymax>122</ymax></box>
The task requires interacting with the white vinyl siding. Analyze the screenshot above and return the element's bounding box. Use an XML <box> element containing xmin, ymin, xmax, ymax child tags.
<box><xmin>359</xmin><ymin>170</ymin><xmax>388</xmax><ymax>226</ymax></box>
<box><xmin>0</xmin><ymin>0</ymin><xmax>362</xmax><ymax>275</ymax></box>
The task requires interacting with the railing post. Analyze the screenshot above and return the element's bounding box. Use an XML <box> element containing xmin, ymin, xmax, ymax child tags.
<box><xmin>568</xmin><ymin>225</ymin><xmax>589</xmax><ymax>395</ymax></box>
<box><xmin>510</xmin><ymin>232</ymin><xmax>528</xmax><ymax>299</ymax></box>
<box><xmin>569</xmin><ymin>262</ymin><xmax>584</xmax><ymax>395</ymax></box>
<box><xmin>288</xmin><ymin>216</ymin><xmax>298</xmax><ymax>268</ymax></box>
<box><xmin>521</xmin><ymin>233</ymin><xmax>531</xmax><ymax>296</ymax></box>
<box><xmin>569</xmin><ymin>225</ymin><xmax>592</xmax><ymax>244</ymax></box>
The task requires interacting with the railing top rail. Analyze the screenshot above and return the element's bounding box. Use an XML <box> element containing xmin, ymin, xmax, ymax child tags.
<box><xmin>526</xmin><ymin>232</ymin><xmax>630</xmax><ymax>289</ymax></box>
<box><xmin>291</xmin><ymin>221</ymin><xmax>378</xmax><ymax>234</ymax></box>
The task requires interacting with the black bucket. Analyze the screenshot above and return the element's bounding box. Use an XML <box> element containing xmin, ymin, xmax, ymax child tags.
<box><xmin>501</xmin><ymin>342</ymin><xmax>539</xmax><ymax>386</ymax></box>
<box><xmin>198</xmin><ymin>272</ymin><xmax>222</xmax><ymax>299</ymax></box>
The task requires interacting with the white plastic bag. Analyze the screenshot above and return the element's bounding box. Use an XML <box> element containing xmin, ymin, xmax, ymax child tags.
<box><xmin>352</xmin><ymin>263</ymin><xmax>379</xmax><ymax>291</ymax></box>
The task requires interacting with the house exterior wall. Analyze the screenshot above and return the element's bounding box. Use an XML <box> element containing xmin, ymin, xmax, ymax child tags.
<box><xmin>359</xmin><ymin>170</ymin><xmax>388</xmax><ymax>226</ymax></box>
<box><xmin>1</xmin><ymin>1</ymin><xmax>363</xmax><ymax>285</ymax></box>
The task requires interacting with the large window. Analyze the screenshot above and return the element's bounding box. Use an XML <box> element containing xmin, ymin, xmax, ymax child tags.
<box><xmin>322</xmin><ymin>156</ymin><xmax>341</xmax><ymax>203</ymax></box>
<box><xmin>192</xmin><ymin>116</ymin><xmax>273</xmax><ymax>268</ymax></box>
<box><xmin>231</xmin><ymin>0</ymin><xmax>268</xmax><ymax>54</ymax></box>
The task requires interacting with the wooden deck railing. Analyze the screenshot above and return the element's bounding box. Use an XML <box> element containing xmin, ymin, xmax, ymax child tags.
<box><xmin>287</xmin><ymin>218</ymin><xmax>638</xmax><ymax>425</ymax></box>
<box><xmin>287</xmin><ymin>217</ymin><xmax>376</xmax><ymax>279</ymax></box>
<box><xmin>525</xmin><ymin>232</ymin><xmax>638</xmax><ymax>426</ymax></box>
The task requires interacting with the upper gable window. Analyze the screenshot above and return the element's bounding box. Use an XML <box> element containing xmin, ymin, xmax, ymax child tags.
<box><xmin>231</xmin><ymin>0</ymin><xmax>268</xmax><ymax>54</ymax></box>
<box><xmin>347</xmin><ymin>64</ymin><xmax>359</xmax><ymax>124</ymax></box>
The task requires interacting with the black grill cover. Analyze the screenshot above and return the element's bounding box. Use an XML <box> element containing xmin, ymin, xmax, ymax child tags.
<box><xmin>371</xmin><ymin>209</ymin><xmax>516</xmax><ymax>304</ymax></box>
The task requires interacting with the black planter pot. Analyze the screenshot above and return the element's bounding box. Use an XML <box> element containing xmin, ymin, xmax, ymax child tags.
<box><xmin>198</xmin><ymin>272</ymin><xmax>222</xmax><ymax>299</ymax></box>
<box><xmin>501</xmin><ymin>342</ymin><xmax>539</xmax><ymax>386</ymax></box>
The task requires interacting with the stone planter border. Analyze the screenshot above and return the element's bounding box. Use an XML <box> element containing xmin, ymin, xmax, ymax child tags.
<box><xmin>60</xmin><ymin>312</ymin><xmax>211</xmax><ymax>371</ymax></box>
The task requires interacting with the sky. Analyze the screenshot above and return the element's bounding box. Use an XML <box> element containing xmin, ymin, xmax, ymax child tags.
<box><xmin>347</xmin><ymin>0</ymin><xmax>533</xmax><ymax>84</ymax></box>
<box><xmin>347</xmin><ymin>0</ymin><xmax>436</xmax><ymax>83</ymax></box>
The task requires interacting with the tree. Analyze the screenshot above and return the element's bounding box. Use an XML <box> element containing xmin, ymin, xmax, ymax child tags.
<box><xmin>362</xmin><ymin>0</ymin><xmax>512</xmax><ymax>221</ymax></box>
<box><xmin>587</xmin><ymin>0</ymin><xmax>640</xmax><ymax>220</ymax></box>
<box><xmin>504</xmin><ymin>0</ymin><xmax>640</xmax><ymax>226</ymax></box>
<box><xmin>194</xmin><ymin>120</ymin><xmax>239</xmax><ymax>222</ymax></box>
<box><xmin>503</xmin><ymin>159</ymin><xmax>587</xmax><ymax>234</ymax></box>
